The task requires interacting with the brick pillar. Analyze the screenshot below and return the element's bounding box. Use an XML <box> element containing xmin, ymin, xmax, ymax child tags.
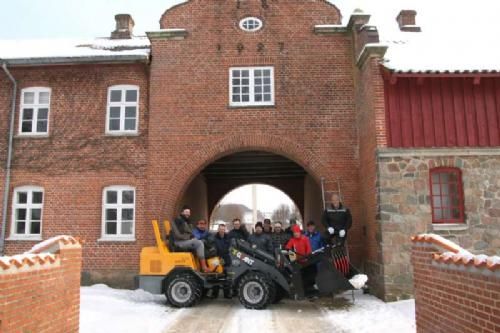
<box><xmin>0</xmin><ymin>236</ymin><xmax>82</xmax><ymax>333</ymax></box>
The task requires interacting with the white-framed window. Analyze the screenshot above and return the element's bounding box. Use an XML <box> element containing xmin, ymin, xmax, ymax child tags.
<box><xmin>229</xmin><ymin>67</ymin><xmax>274</xmax><ymax>107</ymax></box>
<box><xmin>10</xmin><ymin>186</ymin><xmax>44</xmax><ymax>239</ymax></box>
<box><xmin>19</xmin><ymin>87</ymin><xmax>51</xmax><ymax>135</ymax></box>
<box><xmin>239</xmin><ymin>17</ymin><xmax>263</xmax><ymax>32</ymax></box>
<box><xmin>101</xmin><ymin>186</ymin><xmax>136</xmax><ymax>241</ymax></box>
<box><xmin>106</xmin><ymin>85</ymin><xmax>139</xmax><ymax>135</ymax></box>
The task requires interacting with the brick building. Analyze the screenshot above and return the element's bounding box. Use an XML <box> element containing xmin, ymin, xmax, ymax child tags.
<box><xmin>0</xmin><ymin>1</ymin><xmax>498</xmax><ymax>301</ymax></box>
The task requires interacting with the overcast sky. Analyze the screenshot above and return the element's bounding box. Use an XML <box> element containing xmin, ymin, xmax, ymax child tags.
<box><xmin>220</xmin><ymin>184</ymin><xmax>296</xmax><ymax>215</ymax></box>
<box><xmin>1</xmin><ymin>0</ymin><xmax>499</xmax><ymax>40</ymax></box>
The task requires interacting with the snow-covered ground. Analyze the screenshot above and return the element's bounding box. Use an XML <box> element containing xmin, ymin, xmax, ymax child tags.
<box><xmin>324</xmin><ymin>290</ymin><xmax>416</xmax><ymax>333</ymax></box>
<box><xmin>80</xmin><ymin>286</ymin><xmax>415</xmax><ymax>333</ymax></box>
<box><xmin>80</xmin><ymin>285</ymin><xmax>182</xmax><ymax>333</ymax></box>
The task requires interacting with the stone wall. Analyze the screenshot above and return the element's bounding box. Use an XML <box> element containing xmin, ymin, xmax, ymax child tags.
<box><xmin>376</xmin><ymin>149</ymin><xmax>500</xmax><ymax>301</ymax></box>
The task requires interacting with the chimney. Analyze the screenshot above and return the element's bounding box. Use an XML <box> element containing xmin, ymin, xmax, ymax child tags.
<box><xmin>396</xmin><ymin>10</ymin><xmax>421</xmax><ymax>32</ymax></box>
<box><xmin>111</xmin><ymin>14</ymin><xmax>135</xmax><ymax>39</ymax></box>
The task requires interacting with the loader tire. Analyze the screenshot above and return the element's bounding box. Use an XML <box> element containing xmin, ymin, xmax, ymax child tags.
<box><xmin>238</xmin><ymin>272</ymin><xmax>274</xmax><ymax>310</ymax></box>
<box><xmin>165</xmin><ymin>272</ymin><xmax>202</xmax><ymax>308</ymax></box>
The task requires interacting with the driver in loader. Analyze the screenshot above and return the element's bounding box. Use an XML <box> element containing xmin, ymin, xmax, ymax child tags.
<box><xmin>171</xmin><ymin>205</ymin><xmax>211</xmax><ymax>273</ymax></box>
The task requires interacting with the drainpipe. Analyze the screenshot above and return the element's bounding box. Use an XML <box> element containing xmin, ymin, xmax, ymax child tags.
<box><xmin>0</xmin><ymin>61</ymin><xmax>17</xmax><ymax>256</ymax></box>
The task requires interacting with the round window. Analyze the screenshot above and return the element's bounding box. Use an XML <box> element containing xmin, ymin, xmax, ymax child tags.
<box><xmin>239</xmin><ymin>17</ymin><xmax>263</xmax><ymax>32</ymax></box>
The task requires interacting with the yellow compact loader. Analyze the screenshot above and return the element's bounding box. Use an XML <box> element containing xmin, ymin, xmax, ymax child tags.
<box><xmin>136</xmin><ymin>220</ymin><xmax>362</xmax><ymax>309</ymax></box>
<box><xmin>136</xmin><ymin>220</ymin><xmax>223</xmax><ymax>303</ymax></box>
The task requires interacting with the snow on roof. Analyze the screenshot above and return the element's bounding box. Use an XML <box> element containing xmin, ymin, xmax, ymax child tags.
<box><xmin>381</xmin><ymin>34</ymin><xmax>500</xmax><ymax>74</ymax></box>
<box><xmin>0</xmin><ymin>36</ymin><xmax>150</xmax><ymax>65</ymax></box>
<box><xmin>338</xmin><ymin>1</ymin><xmax>500</xmax><ymax>74</ymax></box>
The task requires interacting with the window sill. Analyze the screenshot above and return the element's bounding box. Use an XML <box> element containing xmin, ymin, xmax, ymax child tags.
<box><xmin>6</xmin><ymin>236</ymin><xmax>43</xmax><ymax>241</ymax></box>
<box><xmin>228</xmin><ymin>104</ymin><xmax>276</xmax><ymax>109</ymax></box>
<box><xmin>104</xmin><ymin>132</ymin><xmax>139</xmax><ymax>137</ymax></box>
<box><xmin>15</xmin><ymin>134</ymin><xmax>49</xmax><ymax>139</ymax></box>
<box><xmin>431</xmin><ymin>223</ymin><xmax>469</xmax><ymax>231</ymax></box>
<box><xmin>97</xmin><ymin>237</ymin><xmax>136</xmax><ymax>243</ymax></box>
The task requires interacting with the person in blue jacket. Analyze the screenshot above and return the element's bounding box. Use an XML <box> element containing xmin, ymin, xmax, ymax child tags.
<box><xmin>192</xmin><ymin>219</ymin><xmax>209</xmax><ymax>240</ymax></box>
<box><xmin>304</xmin><ymin>220</ymin><xmax>324</xmax><ymax>251</ymax></box>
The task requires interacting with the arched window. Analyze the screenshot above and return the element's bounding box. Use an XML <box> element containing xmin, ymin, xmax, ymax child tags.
<box><xmin>101</xmin><ymin>186</ymin><xmax>136</xmax><ymax>241</ymax></box>
<box><xmin>19</xmin><ymin>87</ymin><xmax>51</xmax><ymax>135</ymax></box>
<box><xmin>429</xmin><ymin>168</ymin><xmax>464</xmax><ymax>224</ymax></box>
<box><xmin>11</xmin><ymin>186</ymin><xmax>44</xmax><ymax>239</ymax></box>
<box><xmin>106</xmin><ymin>85</ymin><xmax>139</xmax><ymax>135</ymax></box>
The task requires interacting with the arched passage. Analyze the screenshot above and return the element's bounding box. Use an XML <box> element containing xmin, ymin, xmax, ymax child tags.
<box><xmin>210</xmin><ymin>184</ymin><xmax>304</xmax><ymax>229</ymax></box>
<box><xmin>160</xmin><ymin>134</ymin><xmax>330</xmax><ymax>221</ymax></box>
<box><xmin>176</xmin><ymin>150</ymin><xmax>323</xmax><ymax>227</ymax></box>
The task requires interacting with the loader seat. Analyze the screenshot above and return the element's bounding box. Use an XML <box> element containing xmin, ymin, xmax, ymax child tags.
<box><xmin>168</xmin><ymin>232</ymin><xmax>183</xmax><ymax>252</ymax></box>
<box><xmin>163</xmin><ymin>220</ymin><xmax>178</xmax><ymax>252</ymax></box>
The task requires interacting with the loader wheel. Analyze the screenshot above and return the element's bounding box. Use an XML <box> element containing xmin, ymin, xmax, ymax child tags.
<box><xmin>165</xmin><ymin>273</ymin><xmax>202</xmax><ymax>308</ymax></box>
<box><xmin>238</xmin><ymin>272</ymin><xmax>273</xmax><ymax>309</ymax></box>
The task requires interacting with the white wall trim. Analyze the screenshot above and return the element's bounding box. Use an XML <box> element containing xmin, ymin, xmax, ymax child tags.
<box><xmin>377</xmin><ymin>148</ymin><xmax>500</xmax><ymax>158</ymax></box>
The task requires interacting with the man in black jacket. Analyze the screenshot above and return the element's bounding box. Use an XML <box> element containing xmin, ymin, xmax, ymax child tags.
<box><xmin>211</xmin><ymin>223</ymin><xmax>232</xmax><ymax>298</ymax></box>
<box><xmin>228</xmin><ymin>218</ymin><xmax>249</xmax><ymax>241</ymax></box>
<box><xmin>321</xmin><ymin>193</ymin><xmax>352</xmax><ymax>244</ymax></box>
<box><xmin>170</xmin><ymin>205</ymin><xmax>210</xmax><ymax>272</ymax></box>
<box><xmin>214</xmin><ymin>223</ymin><xmax>231</xmax><ymax>267</ymax></box>
<box><xmin>248</xmin><ymin>222</ymin><xmax>273</xmax><ymax>253</ymax></box>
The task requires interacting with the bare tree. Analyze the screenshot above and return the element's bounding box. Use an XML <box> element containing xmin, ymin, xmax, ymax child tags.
<box><xmin>271</xmin><ymin>204</ymin><xmax>292</xmax><ymax>223</ymax></box>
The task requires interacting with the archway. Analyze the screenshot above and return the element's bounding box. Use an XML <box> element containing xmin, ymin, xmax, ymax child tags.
<box><xmin>210</xmin><ymin>184</ymin><xmax>304</xmax><ymax>231</ymax></box>
<box><xmin>177</xmin><ymin>150</ymin><xmax>323</xmax><ymax>228</ymax></box>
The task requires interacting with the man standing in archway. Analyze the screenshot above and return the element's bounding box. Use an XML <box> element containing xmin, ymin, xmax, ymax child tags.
<box><xmin>321</xmin><ymin>193</ymin><xmax>352</xmax><ymax>244</ymax></box>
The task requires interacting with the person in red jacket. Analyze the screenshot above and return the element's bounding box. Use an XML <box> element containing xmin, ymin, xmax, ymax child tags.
<box><xmin>285</xmin><ymin>224</ymin><xmax>312</xmax><ymax>259</ymax></box>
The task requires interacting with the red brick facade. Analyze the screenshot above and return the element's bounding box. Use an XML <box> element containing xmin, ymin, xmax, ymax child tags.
<box><xmin>0</xmin><ymin>237</ymin><xmax>82</xmax><ymax>333</ymax></box>
<box><xmin>411</xmin><ymin>235</ymin><xmax>500</xmax><ymax>333</ymax></box>
<box><xmin>1</xmin><ymin>0</ymin><xmax>498</xmax><ymax>301</ymax></box>
<box><xmin>0</xmin><ymin>0</ymin><xmax>370</xmax><ymax>288</ymax></box>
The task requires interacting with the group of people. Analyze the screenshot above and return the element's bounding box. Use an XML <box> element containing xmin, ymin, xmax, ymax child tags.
<box><xmin>170</xmin><ymin>193</ymin><xmax>352</xmax><ymax>274</ymax></box>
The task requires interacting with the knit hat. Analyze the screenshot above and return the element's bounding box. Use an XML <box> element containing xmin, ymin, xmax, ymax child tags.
<box><xmin>255</xmin><ymin>222</ymin><xmax>264</xmax><ymax>229</ymax></box>
<box><xmin>291</xmin><ymin>225</ymin><xmax>301</xmax><ymax>233</ymax></box>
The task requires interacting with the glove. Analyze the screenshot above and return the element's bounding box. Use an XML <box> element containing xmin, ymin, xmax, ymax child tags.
<box><xmin>328</xmin><ymin>227</ymin><xmax>335</xmax><ymax>235</ymax></box>
<box><xmin>289</xmin><ymin>252</ymin><xmax>297</xmax><ymax>262</ymax></box>
<box><xmin>339</xmin><ymin>230</ymin><xmax>346</xmax><ymax>238</ymax></box>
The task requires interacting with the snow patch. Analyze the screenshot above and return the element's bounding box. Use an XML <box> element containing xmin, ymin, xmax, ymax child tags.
<box><xmin>80</xmin><ymin>284</ymin><xmax>181</xmax><ymax>333</ymax></box>
<box><xmin>27</xmin><ymin>235</ymin><xmax>72</xmax><ymax>253</ymax></box>
<box><xmin>325</xmin><ymin>290</ymin><xmax>416</xmax><ymax>333</ymax></box>
<box><xmin>349</xmin><ymin>274</ymin><xmax>368</xmax><ymax>289</ymax></box>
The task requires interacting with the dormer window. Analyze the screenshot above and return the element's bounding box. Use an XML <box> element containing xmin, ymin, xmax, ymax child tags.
<box><xmin>239</xmin><ymin>17</ymin><xmax>263</xmax><ymax>32</ymax></box>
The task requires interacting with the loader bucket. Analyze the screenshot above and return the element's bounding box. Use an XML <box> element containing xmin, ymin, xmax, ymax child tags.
<box><xmin>315</xmin><ymin>255</ymin><xmax>357</xmax><ymax>294</ymax></box>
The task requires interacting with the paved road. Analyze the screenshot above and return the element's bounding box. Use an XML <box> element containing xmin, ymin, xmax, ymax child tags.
<box><xmin>163</xmin><ymin>297</ymin><xmax>344</xmax><ymax>333</ymax></box>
